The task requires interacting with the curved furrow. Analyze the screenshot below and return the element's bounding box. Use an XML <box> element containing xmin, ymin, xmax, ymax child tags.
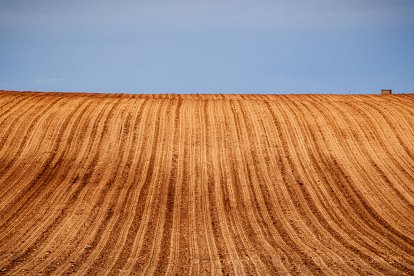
<box><xmin>82</xmin><ymin>99</ymin><xmax>148</xmax><ymax>275</ymax></box>
<box><xmin>17</xmin><ymin>97</ymin><xmax>121</xmax><ymax>274</ymax></box>
<box><xmin>163</xmin><ymin>100</ymin><xmax>192</xmax><ymax>275</ymax></box>
<box><xmin>205</xmin><ymin>101</ymin><xmax>246</xmax><ymax>275</ymax></box>
<box><xmin>0</xmin><ymin>97</ymin><xmax>100</xmax><ymax>270</ymax></box>
<box><xmin>267</xmin><ymin>100</ymin><xmax>379</xmax><ymax>274</ymax></box>
<box><xmin>188</xmin><ymin>99</ymin><xmax>221</xmax><ymax>275</ymax></box>
<box><xmin>113</xmin><ymin>100</ymin><xmax>169</xmax><ymax>274</ymax></box>
<box><xmin>328</xmin><ymin>101</ymin><xmax>414</xmax><ymax>248</ymax></box>
<box><xmin>35</xmin><ymin>98</ymin><xmax>138</xmax><ymax>274</ymax></box>
<box><xmin>45</xmin><ymin>97</ymin><xmax>137</xmax><ymax>274</ymax></box>
<box><xmin>142</xmin><ymin>99</ymin><xmax>181</xmax><ymax>275</ymax></box>
<box><xmin>0</xmin><ymin>97</ymin><xmax>92</xmax><ymax>233</ymax></box>
<box><xmin>73</xmin><ymin>100</ymin><xmax>148</xmax><ymax>275</ymax></box>
<box><xmin>283</xmin><ymin>100</ymin><xmax>414</xmax><ymax>273</ymax></box>
<box><xmin>355</xmin><ymin>100</ymin><xmax>414</xmax><ymax>176</ymax></box>
<box><xmin>385</xmin><ymin>97</ymin><xmax>414</xmax><ymax>124</ymax></box>
<box><xmin>0</xmin><ymin>95</ymin><xmax>88</xmax><ymax>189</ymax></box>
<box><xmin>0</xmin><ymin>92</ymin><xmax>413</xmax><ymax>275</ymax></box>
<box><xmin>259</xmin><ymin>101</ymin><xmax>333</xmax><ymax>274</ymax></box>
<box><xmin>224</xmin><ymin>100</ymin><xmax>291</xmax><ymax>274</ymax></box>
<box><xmin>357</xmin><ymin>99</ymin><xmax>414</xmax><ymax>166</ymax></box>
<box><xmin>202</xmin><ymin>100</ymin><xmax>250</xmax><ymax>275</ymax></box>
<box><xmin>310</xmin><ymin>99</ymin><xmax>414</xmax><ymax>252</ymax></box>
<box><xmin>231</xmin><ymin>99</ymin><xmax>317</xmax><ymax>274</ymax></box>
<box><xmin>245</xmin><ymin>100</ymin><xmax>361</xmax><ymax>275</ymax></box>
<box><xmin>126</xmin><ymin>100</ymin><xmax>177</xmax><ymax>275</ymax></box>
<box><xmin>266</xmin><ymin>98</ymin><xmax>400</xmax><ymax>274</ymax></box>
<box><xmin>298</xmin><ymin>99</ymin><xmax>414</xmax><ymax>248</ymax></box>
<box><xmin>0</xmin><ymin>96</ymin><xmax>68</xmax><ymax>184</ymax></box>
<box><xmin>0</xmin><ymin>95</ymin><xmax>67</xmax><ymax>176</ymax></box>
<box><xmin>2</xmin><ymin>96</ymin><xmax>113</xmax><ymax>271</ymax></box>
<box><xmin>343</xmin><ymin>102</ymin><xmax>414</xmax><ymax>205</ymax></box>
<box><xmin>0</xmin><ymin>95</ymin><xmax>83</xmax><ymax>189</ymax></box>
<box><xmin>223</xmin><ymin>103</ymin><xmax>272</xmax><ymax>273</ymax></box>
<box><xmin>0</xmin><ymin>93</ymin><xmax>41</xmax><ymax>126</ymax></box>
<box><xmin>74</xmin><ymin>101</ymin><xmax>145</xmax><ymax>275</ymax></box>
<box><xmin>310</xmin><ymin>100</ymin><xmax>414</xmax><ymax>263</ymax></box>
<box><xmin>185</xmin><ymin>100</ymin><xmax>204</xmax><ymax>275</ymax></box>
<box><xmin>103</xmin><ymin>100</ymin><xmax>164</xmax><ymax>275</ymax></box>
<box><xmin>248</xmin><ymin>102</ymin><xmax>338</xmax><ymax>274</ymax></box>
<box><xmin>0</xmin><ymin>93</ymin><xmax>32</xmax><ymax>125</ymax></box>
<box><xmin>0</xmin><ymin>96</ymin><xmax>94</xmax><ymax>223</ymax></box>
<box><xmin>208</xmin><ymin>101</ymin><xmax>254</xmax><ymax>274</ymax></box>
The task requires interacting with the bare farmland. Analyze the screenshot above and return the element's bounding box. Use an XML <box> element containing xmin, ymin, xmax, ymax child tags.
<box><xmin>0</xmin><ymin>91</ymin><xmax>413</xmax><ymax>275</ymax></box>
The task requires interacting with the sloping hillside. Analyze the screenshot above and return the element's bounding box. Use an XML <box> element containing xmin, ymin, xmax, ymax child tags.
<box><xmin>0</xmin><ymin>91</ymin><xmax>413</xmax><ymax>275</ymax></box>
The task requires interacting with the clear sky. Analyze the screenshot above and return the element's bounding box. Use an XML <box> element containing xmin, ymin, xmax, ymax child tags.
<box><xmin>1</xmin><ymin>0</ymin><xmax>413</xmax><ymax>94</ymax></box>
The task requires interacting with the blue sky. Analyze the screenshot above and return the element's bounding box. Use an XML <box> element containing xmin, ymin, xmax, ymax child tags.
<box><xmin>1</xmin><ymin>0</ymin><xmax>413</xmax><ymax>94</ymax></box>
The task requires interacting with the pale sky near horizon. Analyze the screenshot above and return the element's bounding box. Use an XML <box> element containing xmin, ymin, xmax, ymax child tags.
<box><xmin>1</xmin><ymin>0</ymin><xmax>413</xmax><ymax>94</ymax></box>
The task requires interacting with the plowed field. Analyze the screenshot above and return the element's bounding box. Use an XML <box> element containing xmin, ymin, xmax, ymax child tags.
<box><xmin>0</xmin><ymin>91</ymin><xmax>414</xmax><ymax>275</ymax></box>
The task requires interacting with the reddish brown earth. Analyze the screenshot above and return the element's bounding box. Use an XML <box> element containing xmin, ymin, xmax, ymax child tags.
<box><xmin>0</xmin><ymin>91</ymin><xmax>414</xmax><ymax>275</ymax></box>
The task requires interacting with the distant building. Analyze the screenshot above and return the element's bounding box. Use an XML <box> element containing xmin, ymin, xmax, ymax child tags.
<box><xmin>381</xmin><ymin>89</ymin><xmax>392</xmax><ymax>95</ymax></box>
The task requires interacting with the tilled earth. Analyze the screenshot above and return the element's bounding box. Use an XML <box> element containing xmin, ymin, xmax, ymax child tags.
<box><xmin>0</xmin><ymin>91</ymin><xmax>414</xmax><ymax>275</ymax></box>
